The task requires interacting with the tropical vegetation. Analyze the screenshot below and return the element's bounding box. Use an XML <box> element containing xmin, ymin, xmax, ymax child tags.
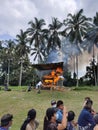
<box><xmin>0</xmin><ymin>9</ymin><xmax>98</xmax><ymax>87</ymax></box>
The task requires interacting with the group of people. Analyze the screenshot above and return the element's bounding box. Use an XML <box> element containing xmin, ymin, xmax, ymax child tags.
<box><xmin>0</xmin><ymin>97</ymin><xmax>98</xmax><ymax>130</ymax></box>
<box><xmin>0</xmin><ymin>109</ymin><xmax>39</xmax><ymax>130</ymax></box>
<box><xmin>43</xmin><ymin>100</ymin><xmax>75</xmax><ymax>130</ymax></box>
<box><xmin>43</xmin><ymin>98</ymin><xmax>98</xmax><ymax>130</ymax></box>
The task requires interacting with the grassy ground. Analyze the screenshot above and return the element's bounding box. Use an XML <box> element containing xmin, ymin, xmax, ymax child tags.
<box><xmin>0</xmin><ymin>86</ymin><xmax>98</xmax><ymax>130</ymax></box>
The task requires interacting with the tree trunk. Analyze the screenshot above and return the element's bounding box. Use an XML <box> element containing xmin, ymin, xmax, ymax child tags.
<box><xmin>19</xmin><ymin>61</ymin><xmax>23</xmax><ymax>86</ymax></box>
<box><xmin>97</xmin><ymin>54</ymin><xmax>98</xmax><ymax>86</ymax></box>
<box><xmin>7</xmin><ymin>59</ymin><xmax>10</xmax><ymax>87</ymax></box>
<box><xmin>93</xmin><ymin>45</ymin><xmax>97</xmax><ymax>86</ymax></box>
<box><xmin>76</xmin><ymin>55</ymin><xmax>79</xmax><ymax>87</ymax></box>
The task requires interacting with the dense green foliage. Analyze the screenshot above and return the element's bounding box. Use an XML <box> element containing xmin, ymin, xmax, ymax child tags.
<box><xmin>0</xmin><ymin>9</ymin><xmax>98</xmax><ymax>86</ymax></box>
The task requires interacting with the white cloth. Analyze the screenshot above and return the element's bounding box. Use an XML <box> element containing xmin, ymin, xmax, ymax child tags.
<box><xmin>36</xmin><ymin>81</ymin><xmax>42</xmax><ymax>89</ymax></box>
<box><xmin>59</xmin><ymin>76</ymin><xmax>64</xmax><ymax>80</ymax></box>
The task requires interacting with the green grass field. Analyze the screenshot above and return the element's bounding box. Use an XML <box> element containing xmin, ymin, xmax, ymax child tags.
<box><xmin>0</xmin><ymin>86</ymin><xmax>98</xmax><ymax>130</ymax></box>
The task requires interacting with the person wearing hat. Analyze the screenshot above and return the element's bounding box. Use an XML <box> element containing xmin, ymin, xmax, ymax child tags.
<box><xmin>0</xmin><ymin>113</ymin><xmax>13</xmax><ymax>130</ymax></box>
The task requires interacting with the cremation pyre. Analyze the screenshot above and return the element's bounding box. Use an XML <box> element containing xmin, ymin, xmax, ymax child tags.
<box><xmin>42</xmin><ymin>67</ymin><xmax>63</xmax><ymax>86</ymax></box>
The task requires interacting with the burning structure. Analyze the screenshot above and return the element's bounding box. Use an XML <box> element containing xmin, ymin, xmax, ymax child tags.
<box><xmin>32</xmin><ymin>62</ymin><xmax>64</xmax><ymax>89</ymax></box>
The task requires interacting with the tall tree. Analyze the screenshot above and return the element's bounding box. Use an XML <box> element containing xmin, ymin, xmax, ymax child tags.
<box><xmin>94</xmin><ymin>12</ymin><xmax>98</xmax><ymax>26</ymax></box>
<box><xmin>0</xmin><ymin>41</ymin><xmax>3</xmax><ymax>62</ymax></box>
<box><xmin>27</xmin><ymin>17</ymin><xmax>48</xmax><ymax>63</ymax></box>
<box><xmin>16</xmin><ymin>29</ymin><xmax>30</xmax><ymax>86</ymax></box>
<box><xmin>63</xmin><ymin>9</ymin><xmax>92</xmax><ymax>86</ymax></box>
<box><xmin>82</xmin><ymin>12</ymin><xmax>98</xmax><ymax>53</ymax></box>
<box><xmin>1</xmin><ymin>40</ymin><xmax>15</xmax><ymax>87</ymax></box>
<box><xmin>47</xmin><ymin>17</ymin><xmax>63</xmax><ymax>52</ymax></box>
<box><xmin>16</xmin><ymin>29</ymin><xmax>30</xmax><ymax>58</ymax></box>
<box><xmin>82</xmin><ymin>12</ymin><xmax>98</xmax><ymax>86</ymax></box>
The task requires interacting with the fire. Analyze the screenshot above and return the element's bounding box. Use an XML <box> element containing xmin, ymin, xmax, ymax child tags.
<box><xmin>51</xmin><ymin>70</ymin><xmax>55</xmax><ymax>76</ymax></box>
<box><xmin>56</xmin><ymin>67</ymin><xmax>63</xmax><ymax>74</ymax></box>
<box><xmin>43</xmin><ymin>67</ymin><xmax>63</xmax><ymax>85</ymax></box>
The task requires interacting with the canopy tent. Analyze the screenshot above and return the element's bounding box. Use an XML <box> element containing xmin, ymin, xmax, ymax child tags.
<box><xmin>32</xmin><ymin>62</ymin><xmax>63</xmax><ymax>70</ymax></box>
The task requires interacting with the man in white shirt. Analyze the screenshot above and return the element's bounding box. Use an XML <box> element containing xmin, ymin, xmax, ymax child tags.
<box><xmin>36</xmin><ymin>81</ymin><xmax>43</xmax><ymax>93</ymax></box>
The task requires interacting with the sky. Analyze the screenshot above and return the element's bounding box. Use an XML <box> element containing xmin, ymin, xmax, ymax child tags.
<box><xmin>0</xmin><ymin>0</ymin><xmax>98</xmax><ymax>77</ymax></box>
<box><xmin>0</xmin><ymin>0</ymin><xmax>98</xmax><ymax>39</ymax></box>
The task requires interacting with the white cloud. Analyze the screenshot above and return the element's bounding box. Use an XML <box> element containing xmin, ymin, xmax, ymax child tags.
<box><xmin>34</xmin><ymin>0</ymin><xmax>77</xmax><ymax>23</ymax></box>
<box><xmin>75</xmin><ymin>0</ymin><xmax>98</xmax><ymax>17</ymax></box>
<box><xmin>0</xmin><ymin>0</ymin><xmax>98</xmax><ymax>76</ymax></box>
<box><xmin>0</xmin><ymin>0</ymin><xmax>38</xmax><ymax>37</ymax></box>
<box><xmin>0</xmin><ymin>0</ymin><xmax>98</xmax><ymax>38</ymax></box>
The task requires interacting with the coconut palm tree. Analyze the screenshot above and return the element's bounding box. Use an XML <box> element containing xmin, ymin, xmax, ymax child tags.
<box><xmin>81</xmin><ymin>12</ymin><xmax>98</xmax><ymax>86</ymax></box>
<box><xmin>16</xmin><ymin>29</ymin><xmax>30</xmax><ymax>86</ymax></box>
<box><xmin>47</xmin><ymin>17</ymin><xmax>63</xmax><ymax>52</ymax></box>
<box><xmin>94</xmin><ymin>12</ymin><xmax>98</xmax><ymax>26</ymax></box>
<box><xmin>0</xmin><ymin>40</ymin><xmax>3</xmax><ymax>62</ymax></box>
<box><xmin>82</xmin><ymin>12</ymin><xmax>98</xmax><ymax>53</ymax></box>
<box><xmin>31</xmin><ymin>45</ymin><xmax>46</xmax><ymax>63</ymax></box>
<box><xmin>2</xmin><ymin>39</ymin><xmax>15</xmax><ymax>87</ymax></box>
<box><xmin>16</xmin><ymin>29</ymin><xmax>30</xmax><ymax>58</ymax></box>
<box><xmin>27</xmin><ymin>17</ymin><xmax>48</xmax><ymax>63</ymax></box>
<box><xmin>63</xmin><ymin>9</ymin><xmax>92</xmax><ymax>87</ymax></box>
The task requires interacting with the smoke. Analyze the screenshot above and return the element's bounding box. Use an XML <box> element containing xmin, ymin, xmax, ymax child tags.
<box><xmin>46</xmin><ymin>38</ymin><xmax>82</xmax><ymax>63</ymax></box>
<box><xmin>46</xmin><ymin>48</ymin><xmax>63</xmax><ymax>63</ymax></box>
<box><xmin>46</xmin><ymin>38</ymin><xmax>98</xmax><ymax>78</ymax></box>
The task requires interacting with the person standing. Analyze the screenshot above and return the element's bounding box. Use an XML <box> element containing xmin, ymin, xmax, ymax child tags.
<box><xmin>43</xmin><ymin>106</ymin><xmax>68</xmax><ymax>130</ymax></box>
<box><xmin>0</xmin><ymin>113</ymin><xmax>13</xmax><ymax>130</ymax></box>
<box><xmin>78</xmin><ymin>99</ymin><xmax>95</xmax><ymax>130</ymax></box>
<box><xmin>43</xmin><ymin>100</ymin><xmax>57</xmax><ymax>130</ymax></box>
<box><xmin>94</xmin><ymin>114</ymin><xmax>98</xmax><ymax>130</ymax></box>
<box><xmin>36</xmin><ymin>81</ymin><xmax>43</xmax><ymax>93</ymax></box>
<box><xmin>51</xmin><ymin>100</ymin><xmax>57</xmax><ymax>108</ymax></box>
<box><xmin>20</xmin><ymin>108</ymin><xmax>39</xmax><ymax>130</ymax></box>
<box><xmin>67</xmin><ymin>110</ymin><xmax>76</xmax><ymax>130</ymax></box>
<box><xmin>83</xmin><ymin>97</ymin><xmax>96</xmax><ymax>115</ymax></box>
<box><xmin>56</xmin><ymin>100</ymin><xmax>64</xmax><ymax>123</ymax></box>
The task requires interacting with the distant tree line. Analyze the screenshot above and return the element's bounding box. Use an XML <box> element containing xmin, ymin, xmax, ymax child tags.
<box><xmin>0</xmin><ymin>9</ymin><xmax>98</xmax><ymax>87</ymax></box>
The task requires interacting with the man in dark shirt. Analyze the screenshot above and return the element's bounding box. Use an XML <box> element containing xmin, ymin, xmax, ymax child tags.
<box><xmin>78</xmin><ymin>99</ymin><xmax>95</xmax><ymax>130</ymax></box>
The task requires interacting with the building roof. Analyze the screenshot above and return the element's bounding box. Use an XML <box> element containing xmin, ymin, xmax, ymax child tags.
<box><xmin>32</xmin><ymin>62</ymin><xmax>63</xmax><ymax>70</ymax></box>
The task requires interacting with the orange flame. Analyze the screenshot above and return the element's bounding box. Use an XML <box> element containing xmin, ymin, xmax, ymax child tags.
<box><xmin>43</xmin><ymin>67</ymin><xmax>63</xmax><ymax>85</ymax></box>
<box><xmin>56</xmin><ymin>67</ymin><xmax>63</xmax><ymax>74</ymax></box>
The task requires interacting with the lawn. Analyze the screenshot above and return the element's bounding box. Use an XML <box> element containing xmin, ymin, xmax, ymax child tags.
<box><xmin>0</xmin><ymin>86</ymin><xmax>98</xmax><ymax>130</ymax></box>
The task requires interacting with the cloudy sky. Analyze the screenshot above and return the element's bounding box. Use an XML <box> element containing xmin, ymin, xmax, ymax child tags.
<box><xmin>0</xmin><ymin>0</ymin><xmax>98</xmax><ymax>77</ymax></box>
<box><xmin>0</xmin><ymin>0</ymin><xmax>98</xmax><ymax>39</ymax></box>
